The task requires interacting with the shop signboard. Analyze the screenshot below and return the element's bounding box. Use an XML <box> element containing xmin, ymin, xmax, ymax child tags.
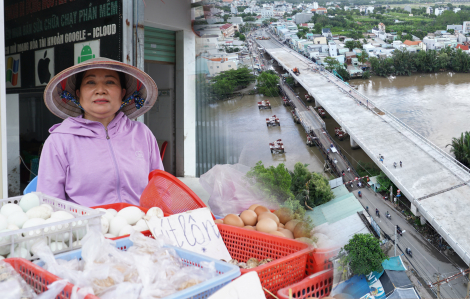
<box><xmin>4</xmin><ymin>0</ymin><xmax>123</xmax><ymax>92</ymax></box>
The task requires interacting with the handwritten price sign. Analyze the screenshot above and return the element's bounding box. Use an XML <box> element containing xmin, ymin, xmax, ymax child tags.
<box><xmin>146</xmin><ymin>208</ymin><xmax>232</xmax><ymax>261</ymax></box>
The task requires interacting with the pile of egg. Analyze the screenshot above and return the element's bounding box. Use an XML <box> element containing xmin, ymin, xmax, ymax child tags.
<box><xmin>0</xmin><ymin>193</ymin><xmax>83</xmax><ymax>259</ymax></box>
<box><xmin>96</xmin><ymin>206</ymin><xmax>164</xmax><ymax>239</ymax></box>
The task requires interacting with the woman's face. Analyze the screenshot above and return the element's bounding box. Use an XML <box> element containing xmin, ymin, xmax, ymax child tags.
<box><xmin>75</xmin><ymin>69</ymin><xmax>126</xmax><ymax>121</ymax></box>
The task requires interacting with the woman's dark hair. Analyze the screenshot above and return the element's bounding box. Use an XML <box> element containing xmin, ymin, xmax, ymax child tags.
<box><xmin>75</xmin><ymin>70</ymin><xmax>126</xmax><ymax>97</ymax></box>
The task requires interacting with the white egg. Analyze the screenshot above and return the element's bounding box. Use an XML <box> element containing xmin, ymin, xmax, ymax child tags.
<box><xmin>0</xmin><ymin>256</ymin><xmax>4</xmax><ymax>260</ymax></box>
<box><xmin>134</xmin><ymin>219</ymin><xmax>149</xmax><ymax>231</ymax></box>
<box><xmin>0</xmin><ymin>229</ymin><xmax>19</xmax><ymax>255</ymax></box>
<box><xmin>107</xmin><ymin>209</ymin><xmax>118</xmax><ymax>217</ymax></box>
<box><xmin>26</xmin><ymin>206</ymin><xmax>51</xmax><ymax>220</ymax></box>
<box><xmin>49</xmin><ymin>242</ymin><xmax>68</xmax><ymax>252</ymax></box>
<box><xmin>7</xmin><ymin>212</ymin><xmax>28</xmax><ymax>229</ymax></box>
<box><xmin>0</xmin><ymin>215</ymin><xmax>7</xmax><ymax>231</ymax></box>
<box><xmin>102</xmin><ymin>210</ymin><xmax>115</xmax><ymax>222</ymax></box>
<box><xmin>146</xmin><ymin>207</ymin><xmax>164</xmax><ymax>218</ymax></box>
<box><xmin>7</xmin><ymin>247</ymin><xmax>31</xmax><ymax>259</ymax></box>
<box><xmin>19</xmin><ymin>193</ymin><xmax>40</xmax><ymax>212</ymax></box>
<box><xmin>116</xmin><ymin>207</ymin><xmax>144</xmax><ymax>225</ymax></box>
<box><xmin>40</xmin><ymin>204</ymin><xmax>54</xmax><ymax>213</ymax></box>
<box><xmin>95</xmin><ymin>208</ymin><xmax>107</xmax><ymax>213</ymax></box>
<box><xmin>118</xmin><ymin>225</ymin><xmax>135</xmax><ymax>237</ymax></box>
<box><xmin>23</xmin><ymin>237</ymin><xmax>48</xmax><ymax>255</ymax></box>
<box><xmin>104</xmin><ymin>233</ymin><xmax>116</xmax><ymax>239</ymax></box>
<box><xmin>71</xmin><ymin>240</ymin><xmax>81</xmax><ymax>247</ymax></box>
<box><xmin>7</xmin><ymin>224</ymin><xmax>19</xmax><ymax>230</ymax></box>
<box><xmin>22</xmin><ymin>218</ymin><xmax>46</xmax><ymax>237</ymax></box>
<box><xmin>1</xmin><ymin>203</ymin><xmax>23</xmax><ymax>217</ymax></box>
<box><xmin>43</xmin><ymin>218</ymin><xmax>70</xmax><ymax>242</ymax></box>
<box><xmin>101</xmin><ymin>216</ymin><xmax>109</xmax><ymax>234</ymax></box>
<box><xmin>109</xmin><ymin>216</ymin><xmax>128</xmax><ymax>236</ymax></box>
<box><xmin>51</xmin><ymin>211</ymin><xmax>75</xmax><ymax>220</ymax></box>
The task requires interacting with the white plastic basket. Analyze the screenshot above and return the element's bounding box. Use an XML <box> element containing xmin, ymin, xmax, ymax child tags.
<box><xmin>0</xmin><ymin>192</ymin><xmax>103</xmax><ymax>260</ymax></box>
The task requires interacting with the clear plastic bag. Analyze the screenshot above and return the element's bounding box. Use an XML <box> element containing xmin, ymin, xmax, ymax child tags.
<box><xmin>35</xmin><ymin>228</ymin><xmax>218</xmax><ymax>298</ymax></box>
<box><xmin>0</xmin><ymin>260</ymin><xmax>37</xmax><ymax>299</ymax></box>
<box><xmin>199</xmin><ymin>164</ymin><xmax>279</xmax><ymax>217</ymax></box>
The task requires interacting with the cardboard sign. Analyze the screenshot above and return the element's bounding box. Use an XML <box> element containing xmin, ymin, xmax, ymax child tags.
<box><xmin>146</xmin><ymin>208</ymin><xmax>232</xmax><ymax>261</ymax></box>
<box><xmin>208</xmin><ymin>272</ymin><xmax>265</xmax><ymax>299</ymax></box>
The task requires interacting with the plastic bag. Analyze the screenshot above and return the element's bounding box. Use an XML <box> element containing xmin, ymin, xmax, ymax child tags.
<box><xmin>36</xmin><ymin>280</ymin><xmax>68</xmax><ymax>299</ymax></box>
<box><xmin>200</xmin><ymin>164</ymin><xmax>279</xmax><ymax>217</ymax></box>
<box><xmin>0</xmin><ymin>260</ymin><xmax>37</xmax><ymax>299</ymax></box>
<box><xmin>35</xmin><ymin>228</ymin><xmax>218</xmax><ymax>298</ymax></box>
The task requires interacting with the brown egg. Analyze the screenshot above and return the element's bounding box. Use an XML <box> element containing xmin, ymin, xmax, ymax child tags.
<box><xmin>256</xmin><ymin>218</ymin><xmax>278</xmax><ymax>233</ymax></box>
<box><xmin>270</xmin><ymin>231</ymin><xmax>286</xmax><ymax>238</ymax></box>
<box><xmin>248</xmin><ymin>204</ymin><xmax>260</xmax><ymax>211</ymax></box>
<box><xmin>244</xmin><ymin>226</ymin><xmax>256</xmax><ymax>231</ymax></box>
<box><xmin>293</xmin><ymin>222</ymin><xmax>311</xmax><ymax>238</ymax></box>
<box><xmin>223</xmin><ymin>214</ymin><xmax>244</xmax><ymax>227</ymax></box>
<box><xmin>258</xmin><ymin>212</ymin><xmax>280</xmax><ymax>224</ymax></box>
<box><xmin>240</xmin><ymin>210</ymin><xmax>258</xmax><ymax>226</ymax></box>
<box><xmin>214</xmin><ymin>219</ymin><xmax>224</xmax><ymax>224</ymax></box>
<box><xmin>285</xmin><ymin>219</ymin><xmax>301</xmax><ymax>232</ymax></box>
<box><xmin>254</xmin><ymin>205</ymin><xmax>270</xmax><ymax>216</ymax></box>
<box><xmin>278</xmin><ymin>223</ymin><xmax>285</xmax><ymax>229</ymax></box>
<box><xmin>295</xmin><ymin>237</ymin><xmax>314</xmax><ymax>245</ymax></box>
<box><xmin>274</xmin><ymin>207</ymin><xmax>294</xmax><ymax>224</ymax></box>
<box><xmin>279</xmin><ymin>228</ymin><xmax>294</xmax><ymax>239</ymax></box>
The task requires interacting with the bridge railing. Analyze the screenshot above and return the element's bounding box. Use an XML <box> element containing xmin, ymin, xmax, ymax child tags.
<box><xmin>263</xmin><ymin>32</ymin><xmax>470</xmax><ymax>182</ymax></box>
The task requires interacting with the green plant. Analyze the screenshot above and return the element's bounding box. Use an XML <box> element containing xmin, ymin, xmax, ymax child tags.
<box><xmin>341</xmin><ymin>233</ymin><xmax>388</xmax><ymax>276</ymax></box>
<box><xmin>376</xmin><ymin>171</ymin><xmax>395</xmax><ymax>192</ymax></box>
<box><xmin>356</xmin><ymin>160</ymin><xmax>379</xmax><ymax>177</ymax></box>
<box><xmin>246</xmin><ymin>161</ymin><xmax>294</xmax><ymax>202</ymax></box>
<box><xmin>446</xmin><ymin>131</ymin><xmax>470</xmax><ymax>167</ymax></box>
<box><xmin>256</xmin><ymin>71</ymin><xmax>279</xmax><ymax>97</ymax></box>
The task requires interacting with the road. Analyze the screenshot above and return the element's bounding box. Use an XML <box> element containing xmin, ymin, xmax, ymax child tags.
<box><xmin>356</xmin><ymin>187</ymin><xmax>468</xmax><ymax>298</ymax></box>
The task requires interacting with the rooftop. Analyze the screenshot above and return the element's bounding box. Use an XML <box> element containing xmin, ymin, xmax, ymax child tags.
<box><xmin>456</xmin><ymin>44</ymin><xmax>469</xmax><ymax>50</ymax></box>
<box><xmin>403</xmin><ymin>40</ymin><xmax>421</xmax><ymax>46</ymax></box>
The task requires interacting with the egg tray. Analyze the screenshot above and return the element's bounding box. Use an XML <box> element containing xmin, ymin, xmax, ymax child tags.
<box><xmin>0</xmin><ymin>192</ymin><xmax>103</xmax><ymax>261</ymax></box>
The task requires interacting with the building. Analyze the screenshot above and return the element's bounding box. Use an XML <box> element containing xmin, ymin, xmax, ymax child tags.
<box><xmin>220</xmin><ymin>23</ymin><xmax>236</xmax><ymax>37</ymax></box>
<box><xmin>404</xmin><ymin>5</ymin><xmax>411</xmax><ymax>13</ymax></box>
<box><xmin>426</xmin><ymin>7</ymin><xmax>433</xmax><ymax>15</ymax></box>
<box><xmin>261</xmin><ymin>6</ymin><xmax>274</xmax><ymax>18</ymax></box>
<box><xmin>454</xmin><ymin>7</ymin><xmax>461</xmax><ymax>13</ymax></box>
<box><xmin>328</xmin><ymin>41</ymin><xmax>338</xmax><ymax>57</ymax></box>
<box><xmin>294</xmin><ymin>13</ymin><xmax>313</xmax><ymax>24</ymax></box>
<box><xmin>313</xmin><ymin>2</ymin><xmax>319</xmax><ymax>9</ymax></box>
<box><xmin>378</xmin><ymin>22</ymin><xmax>386</xmax><ymax>32</ymax></box>
<box><xmin>316</xmin><ymin>8</ymin><xmax>328</xmax><ymax>15</ymax></box>
<box><xmin>227</xmin><ymin>17</ymin><xmax>245</xmax><ymax>26</ymax></box>
<box><xmin>447</xmin><ymin>24</ymin><xmax>463</xmax><ymax>32</ymax></box>
<box><xmin>435</xmin><ymin>7</ymin><xmax>445</xmax><ymax>16</ymax></box>
<box><xmin>456</xmin><ymin>44</ymin><xmax>470</xmax><ymax>53</ymax></box>
<box><xmin>403</xmin><ymin>40</ymin><xmax>422</xmax><ymax>47</ymax></box>
<box><xmin>205</xmin><ymin>56</ymin><xmax>238</xmax><ymax>76</ymax></box>
<box><xmin>463</xmin><ymin>21</ymin><xmax>470</xmax><ymax>33</ymax></box>
<box><xmin>322</xmin><ymin>28</ymin><xmax>333</xmax><ymax>38</ymax></box>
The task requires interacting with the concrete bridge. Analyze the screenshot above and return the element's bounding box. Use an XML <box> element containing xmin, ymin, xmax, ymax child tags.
<box><xmin>255</xmin><ymin>33</ymin><xmax>470</xmax><ymax>266</ymax></box>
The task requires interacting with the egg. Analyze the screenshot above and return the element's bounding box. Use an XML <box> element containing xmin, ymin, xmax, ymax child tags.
<box><xmin>258</xmin><ymin>212</ymin><xmax>280</xmax><ymax>224</ymax></box>
<box><xmin>22</xmin><ymin>218</ymin><xmax>46</xmax><ymax>237</ymax></box>
<box><xmin>285</xmin><ymin>219</ymin><xmax>301</xmax><ymax>232</ymax></box>
<box><xmin>19</xmin><ymin>193</ymin><xmax>40</xmax><ymax>212</ymax></box>
<box><xmin>51</xmin><ymin>211</ymin><xmax>75</xmax><ymax>220</ymax></box>
<box><xmin>40</xmin><ymin>204</ymin><xmax>54</xmax><ymax>214</ymax></box>
<box><xmin>214</xmin><ymin>219</ymin><xmax>224</xmax><ymax>224</ymax></box>
<box><xmin>26</xmin><ymin>206</ymin><xmax>51</xmax><ymax>220</ymax></box>
<box><xmin>116</xmin><ymin>207</ymin><xmax>145</xmax><ymax>225</ymax></box>
<box><xmin>248</xmin><ymin>204</ymin><xmax>260</xmax><ymax>211</ymax></box>
<box><xmin>273</xmin><ymin>207</ymin><xmax>294</xmax><ymax>225</ymax></box>
<box><xmin>293</xmin><ymin>222</ymin><xmax>311</xmax><ymax>239</ymax></box>
<box><xmin>223</xmin><ymin>214</ymin><xmax>244</xmax><ymax>227</ymax></box>
<box><xmin>43</xmin><ymin>218</ymin><xmax>71</xmax><ymax>242</ymax></box>
<box><xmin>50</xmin><ymin>242</ymin><xmax>68</xmax><ymax>252</ymax></box>
<box><xmin>118</xmin><ymin>224</ymin><xmax>136</xmax><ymax>237</ymax></box>
<box><xmin>0</xmin><ymin>215</ymin><xmax>7</xmax><ymax>231</ymax></box>
<box><xmin>109</xmin><ymin>216</ymin><xmax>128</xmax><ymax>236</ymax></box>
<box><xmin>240</xmin><ymin>210</ymin><xmax>257</xmax><ymax>226</ymax></box>
<box><xmin>7</xmin><ymin>247</ymin><xmax>31</xmax><ymax>259</ymax></box>
<box><xmin>95</xmin><ymin>208</ymin><xmax>107</xmax><ymax>213</ymax></box>
<box><xmin>270</xmin><ymin>231</ymin><xmax>286</xmax><ymax>238</ymax></box>
<box><xmin>0</xmin><ymin>229</ymin><xmax>18</xmax><ymax>256</ymax></box>
<box><xmin>7</xmin><ymin>224</ymin><xmax>19</xmax><ymax>230</ymax></box>
<box><xmin>278</xmin><ymin>223</ymin><xmax>285</xmax><ymax>229</ymax></box>
<box><xmin>256</xmin><ymin>218</ymin><xmax>277</xmax><ymax>233</ymax></box>
<box><xmin>107</xmin><ymin>209</ymin><xmax>118</xmax><ymax>217</ymax></box>
<box><xmin>102</xmin><ymin>210</ymin><xmax>115</xmax><ymax>222</ymax></box>
<box><xmin>101</xmin><ymin>216</ymin><xmax>110</xmax><ymax>234</ymax></box>
<box><xmin>1</xmin><ymin>203</ymin><xmax>23</xmax><ymax>217</ymax></box>
<box><xmin>278</xmin><ymin>228</ymin><xmax>294</xmax><ymax>239</ymax></box>
<box><xmin>146</xmin><ymin>207</ymin><xmax>164</xmax><ymax>218</ymax></box>
<box><xmin>134</xmin><ymin>219</ymin><xmax>149</xmax><ymax>231</ymax></box>
<box><xmin>254</xmin><ymin>206</ymin><xmax>270</xmax><ymax>216</ymax></box>
<box><xmin>244</xmin><ymin>226</ymin><xmax>256</xmax><ymax>231</ymax></box>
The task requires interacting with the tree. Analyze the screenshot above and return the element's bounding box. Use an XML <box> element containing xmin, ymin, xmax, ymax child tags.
<box><xmin>376</xmin><ymin>171</ymin><xmax>394</xmax><ymax>192</ymax></box>
<box><xmin>289</xmin><ymin>163</ymin><xmax>334</xmax><ymax>208</ymax></box>
<box><xmin>345</xmin><ymin>40</ymin><xmax>355</xmax><ymax>51</ymax></box>
<box><xmin>239</xmin><ymin>34</ymin><xmax>246</xmax><ymax>41</ymax></box>
<box><xmin>358</xmin><ymin>50</ymin><xmax>368</xmax><ymax>64</ymax></box>
<box><xmin>211</xmin><ymin>67</ymin><xmax>255</xmax><ymax>98</ymax></box>
<box><xmin>446</xmin><ymin>131</ymin><xmax>470</xmax><ymax>167</ymax></box>
<box><xmin>324</xmin><ymin>56</ymin><xmax>341</xmax><ymax>71</ymax></box>
<box><xmin>447</xmin><ymin>29</ymin><xmax>455</xmax><ymax>34</ymax></box>
<box><xmin>246</xmin><ymin>161</ymin><xmax>294</xmax><ymax>202</ymax></box>
<box><xmin>341</xmin><ymin>233</ymin><xmax>388</xmax><ymax>276</ymax></box>
<box><xmin>256</xmin><ymin>70</ymin><xmax>279</xmax><ymax>97</ymax></box>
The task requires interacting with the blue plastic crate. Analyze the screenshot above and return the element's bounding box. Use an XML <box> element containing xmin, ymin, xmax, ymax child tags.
<box><xmin>35</xmin><ymin>237</ymin><xmax>240</xmax><ymax>299</ymax></box>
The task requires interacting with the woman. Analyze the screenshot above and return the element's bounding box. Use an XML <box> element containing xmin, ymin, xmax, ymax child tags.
<box><xmin>37</xmin><ymin>57</ymin><xmax>163</xmax><ymax>207</ymax></box>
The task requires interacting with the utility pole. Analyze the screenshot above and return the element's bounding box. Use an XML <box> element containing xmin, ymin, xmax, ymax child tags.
<box><xmin>466</xmin><ymin>271</ymin><xmax>470</xmax><ymax>299</ymax></box>
<box><xmin>395</xmin><ymin>225</ymin><xmax>397</xmax><ymax>256</ymax></box>
<box><xmin>437</xmin><ymin>274</ymin><xmax>441</xmax><ymax>299</ymax></box>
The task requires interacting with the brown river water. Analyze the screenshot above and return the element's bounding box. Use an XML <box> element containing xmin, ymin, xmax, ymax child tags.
<box><xmin>212</xmin><ymin>67</ymin><xmax>470</xmax><ymax>175</ymax></box>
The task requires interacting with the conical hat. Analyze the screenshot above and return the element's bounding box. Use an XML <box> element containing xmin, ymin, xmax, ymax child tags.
<box><xmin>43</xmin><ymin>57</ymin><xmax>158</xmax><ymax>119</ymax></box>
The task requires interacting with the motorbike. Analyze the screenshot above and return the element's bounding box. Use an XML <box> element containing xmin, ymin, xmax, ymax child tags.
<box><xmin>386</xmin><ymin>212</ymin><xmax>391</xmax><ymax>220</ymax></box>
<box><xmin>396</xmin><ymin>226</ymin><xmax>403</xmax><ymax>236</ymax></box>
<box><xmin>376</xmin><ymin>210</ymin><xmax>380</xmax><ymax>217</ymax></box>
<box><xmin>358</xmin><ymin>191</ymin><xmax>362</xmax><ymax>198</ymax></box>
<box><xmin>406</xmin><ymin>248</ymin><xmax>413</xmax><ymax>257</ymax></box>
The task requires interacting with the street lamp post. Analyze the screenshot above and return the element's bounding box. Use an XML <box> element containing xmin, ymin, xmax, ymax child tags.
<box><xmin>395</xmin><ymin>225</ymin><xmax>406</xmax><ymax>256</ymax></box>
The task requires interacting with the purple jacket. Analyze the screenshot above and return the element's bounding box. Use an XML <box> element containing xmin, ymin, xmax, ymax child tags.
<box><xmin>37</xmin><ymin>112</ymin><xmax>164</xmax><ymax>207</ymax></box>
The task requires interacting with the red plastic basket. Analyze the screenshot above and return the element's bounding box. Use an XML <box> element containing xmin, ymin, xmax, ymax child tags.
<box><xmin>91</xmin><ymin>203</ymin><xmax>169</xmax><ymax>240</ymax></box>
<box><xmin>4</xmin><ymin>258</ymin><xmax>89</xmax><ymax>299</ymax></box>
<box><xmin>277</xmin><ymin>269</ymin><xmax>334</xmax><ymax>299</ymax></box>
<box><xmin>140</xmin><ymin>170</ymin><xmax>209</xmax><ymax>215</ymax></box>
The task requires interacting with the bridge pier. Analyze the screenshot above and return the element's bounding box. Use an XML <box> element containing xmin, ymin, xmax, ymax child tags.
<box><xmin>350</xmin><ymin>137</ymin><xmax>360</xmax><ymax>149</ymax></box>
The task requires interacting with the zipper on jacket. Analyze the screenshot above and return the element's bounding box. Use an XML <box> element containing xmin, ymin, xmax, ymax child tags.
<box><xmin>105</xmin><ymin>127</ymin><xmax>122</xmax><ymax>202</ymax></box>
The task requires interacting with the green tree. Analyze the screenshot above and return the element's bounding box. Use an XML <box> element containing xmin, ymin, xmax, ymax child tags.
<box><xmin>246</xmin><ymin>161</ymin><xmax>294</xmax><ymax>202</ymax></box>
<box><xmin>285</xmin><ymin>76</ymin><xmax>295</xmax><ymax>86</ymax></box>
<box><xmin>289</xmin><ymin>163</ymin><xmax>334</xmax><ymax>208</ymax></box>
<box><xmin>239</xmin><ymin>34</ymin><xmax>246</xmax><ymax>41</ymax></box>
<box><xmin>211</xmin><ymin>67</ymin><xmax>255</xmax><ymax>98</ymax></box>
<box><xmin>211</xmin><ymin>78</ymin><xmax>235</xmax><ymax>98</ymax></box>
<box><xmin>358</xmin><ymin>50</ymin><xmax>369</xmax><ymax>65</ymax></box>
<box><xmin>448</xmin><ymin>29</ymin><xmax>455</xmax><ymax>34</ymax></box>
<box><xmin>341</xmin><ymin>234</ymin><xmax>388</xmax><ymax>276</ymax></box>
<box><xmin>377</xmin><ymin>171</ymin><xmax>394</xmax><ymax>192</ymax></box>
<box><xmin>345</xmin><ymin>40</ymin><xmax>355</xmax><ymax>51</ymax></box>
<box><xmin>324</xmin><ymin>56</ymin><xmax>341</xmax><ymax>71</ymax></box>
<box><xmin>256</xmin><ymin>70</ymin><xmax>279</xmax><ymax>97</ymax></box>
<box><xmin>446</xmin><ymin>132</ymin><xmax>470</xmax><ymax>167</ymax></box>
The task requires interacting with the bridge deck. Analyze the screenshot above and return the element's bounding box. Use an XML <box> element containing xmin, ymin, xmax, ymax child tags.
<box><xmin>257</xmin><ymin>37</ymin><xmax>470</xmax><ymax>265</ymax></box>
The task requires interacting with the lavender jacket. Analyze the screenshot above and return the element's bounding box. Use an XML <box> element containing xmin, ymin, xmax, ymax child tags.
<box><xmin>37</xmin><ymin>112</ymin><xmax>164</xmax><ymax>207</ymax></box>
